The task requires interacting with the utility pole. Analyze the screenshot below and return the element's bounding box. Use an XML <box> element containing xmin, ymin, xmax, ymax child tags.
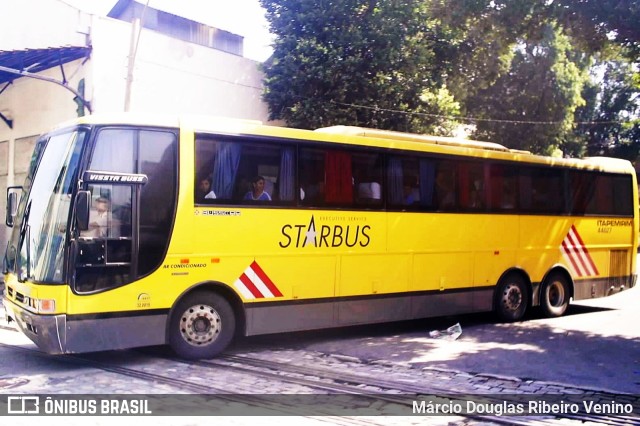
<box><xmin>124</xmin><ymin>0</ymin><xmax>151</xmax><ymax>112</ymax></box>
<box><xmin>124</xmin><ymin>18</ymin><xmax>140</xmax><ymax>112</ymax></box>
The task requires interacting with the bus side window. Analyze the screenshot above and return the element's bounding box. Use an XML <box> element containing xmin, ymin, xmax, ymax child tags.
<box><xmin>299</xmin><ymin>147</ymin><xmax>325</xmax><ymax>206</ymax></box>
<box><xmin>324</xmin><ymin>150</ymin><xmax>354</xmax><ymax>204</ymax></box>
<box><xmin>234</xmin><ymin>144</ymin><xmax>288</xmax><ymax>203</ymax></box>
<box><xmin>569</xmin><ymin>171</ymin><xmax>595</xmax><ymax>215</ymax></box>
<box><xmin>567</xmin><ymin>171</ymin><xmax>634</xmax><ymax>216</ymax></box>
<box><xmin>353</xmin><ymin>151</ymin><xmax>383</xmax><ymax>206</ymax></box>
<box><xmin>458</xmin><ymin>162</ymin><xmax>485</xmax><ymax>210</ymax></box>
<box><xmin>520</xmin><ymin>167</ymin><xmax>563</xmax><ymax>214</ymax></box>
<box><xmin>197</xmin><ymin>137</ymin><xmax>297</xmax><ymax>205</ymax></box>
<box><xmin>435</xmin><ymin>161</ymin><xmax>456</xmax><ymax>210</ymax></box>
<box><xmin>386</xmin><ymin>156</ymin><xmax>420</xmax><ymax>207</ymax></box>
<box><xmin>488</xmin><ymin>164</ymin><xmax>518</xmax><ymax>211</ymax></box>
<box><xmin>195</xmin><ymin>136</ymin><xmax>217</xmax><ymax>203</ymax></box>
<box><xmin>610</xmin><ymin>175</ymin><xmax>633</xmax><ymax>216</ymax></box>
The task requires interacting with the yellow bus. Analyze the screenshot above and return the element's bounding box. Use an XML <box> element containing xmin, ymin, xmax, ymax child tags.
<box><xmin>3</xmin><ymin>114</ymin><xmax>637</xmax><ymax>359</ymax></box>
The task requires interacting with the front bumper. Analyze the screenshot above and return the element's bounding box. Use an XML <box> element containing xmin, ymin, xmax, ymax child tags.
<box><xmin>2</xmin><ymin>297</ymin><xmax>67</xmax><ymax>354</ymax></box>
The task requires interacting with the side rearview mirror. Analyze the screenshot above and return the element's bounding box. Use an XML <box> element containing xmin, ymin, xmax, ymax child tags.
<box><xmin>5</xmin><ymin>186</ymin><xmax>21</xmax><ymax>227</ymax></box>
<box><xmin>76</xmin><ymin>190</ymin><xmax>90</xmax><ymax>231</ymax></box>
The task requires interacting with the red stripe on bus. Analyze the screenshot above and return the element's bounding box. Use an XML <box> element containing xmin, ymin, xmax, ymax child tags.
<box><xmin>250</xmin><ymin>261</ymin><xmax>283</xmax><ymax>297</ymax></box>
<box><xmin>569</xmin><ymin>225</ymin><xmax>599</xmax><ymax>275</ymax></box>
<box><xmin>239</xmin><ymin>273</ymin><xmax>264</xmax><ymax>298</ymax></box>
<box><xmin>565</xmin><ymin>231</ymin><xmax>592</xmax><ymax>276</ymax></box>
<box><xmin>561</xmin><ymin>240</ymin><xmax>585</xmax><ymax>277</ymax></box>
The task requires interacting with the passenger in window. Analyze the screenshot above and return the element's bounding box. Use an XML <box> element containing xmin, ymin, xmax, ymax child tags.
<box><xmin>301</xmin><ymin>178</ymin><xmax>324</xmax><ymax>203</ymax></box>
<box><xmin>197</xmin><ymin>176</ymin><xmax>217</xmax><ymax>200</ymax></box>
<box><xmin>244</xmin><ymin>175</ymin><xmax>272</xmax><ymax>201</ymax></box>
<box><xmin>358</xmin><ymin>181</ymin><xmax>381</xmax><ymax>200</ymax></box>
<box><xmin>436</xmin><ymin>170</ymin><xmax>455</xmax><ymax>209</ymax></box>
<box><xmin>501</xmin><ymin>183</ymin><xmax>516</xmax><ymax>209</ymax></box>
<box><xmin>83</xmin><ymin>197</ymin><xmax>113</xmax><ymax>238</ymax></box>
<box><xmin>356</xmin><ymin>169</ymin><xmax>381</xmax><ymax>202</ymax></box>
<box><xmin>403</xmin><ymin>177</ymin><xmax>420</xmax><ymax>205</ymax></box>
<box><xmin>469</xmin><ymin>180</ymin><xmax>484</xmax><ymax>209</ymax></box>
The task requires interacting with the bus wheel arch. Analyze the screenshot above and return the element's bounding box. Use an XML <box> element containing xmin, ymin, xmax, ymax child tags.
<box><xmin>494</xmin><ymin>269</ymin><xmax>531</xmax><ymax>322</ymax></box>
<box><xmin>539</xmin><ymin>268</ymin><xmax>573</xmax><ymax>318</ymax></box>
<box><xmin>167</xmin><ymin>282</ymin><xmax>245</xmax><ymax>359</ymax></box>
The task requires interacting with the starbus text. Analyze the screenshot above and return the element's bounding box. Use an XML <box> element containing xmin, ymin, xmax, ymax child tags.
<box><xmin>279</xmin><ymin>223</ymin><xmax>371</xmax><ymax>248</ymax></box>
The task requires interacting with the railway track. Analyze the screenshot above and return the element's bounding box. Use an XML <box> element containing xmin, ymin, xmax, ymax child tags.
<box><xmin>0</xmin><ymin>334</ymin><xmax>637</xmax><ymax>425</ymax></box>
<box><xmin>201</xmin><ymin>353</ymin><xmax>640</xmax><ymax>426</ymax></box>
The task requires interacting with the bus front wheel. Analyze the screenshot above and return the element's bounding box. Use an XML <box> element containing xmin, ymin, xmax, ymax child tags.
<box><xmin>540</xmin><ymin>273</ymin><xmax>570</xmax><ymax>318</ymax></box>
<box><xmin>495</xmin><ymin>274</ymin><xmax>529</xmax><ymax>322</ymax></box>
<box><xmin>169</xmin><ymin>291</ymin><xmax>236</xmax><ymax>360</ymax></box>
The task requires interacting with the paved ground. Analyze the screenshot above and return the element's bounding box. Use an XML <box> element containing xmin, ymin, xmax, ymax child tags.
<box><xmin>1</xmin><ymin>282</ymin><xmax>639</xmax><ymax>395</ymax></box>
<box><xmin>230</xmin><ymin>284</ymin><xmax>640</xmax><ymax>395</ymax></box>
<box><xmin>1</xmin><ymin>276</ymin><xmax>639</xmax><ymax>426</ymax></box>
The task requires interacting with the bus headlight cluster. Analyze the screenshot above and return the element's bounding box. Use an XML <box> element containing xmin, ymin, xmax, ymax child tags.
<box><xmin>24</xmin><ymin>297</ymin><xmax>56</xmax><ymax>313</ymax></box>
<box><xmin>38</xmin><ymin>299</ymin><xmax>56</xmax><ymax>313</ymax></box>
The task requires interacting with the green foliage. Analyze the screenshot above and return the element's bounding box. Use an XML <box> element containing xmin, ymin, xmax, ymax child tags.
<box><xmin>259</xmin><ymin>0</ymin><xmax>639</xmax><ymax>159</ymax></box>
<box><xmin>429</xmin><ymin>0</ymin><xmax>548</xmax><ymax>104</ymax></box>
<box><xmin>467</xmin><ymin>25</ymin><xmax>589</xmax><ymax>154</ymax></box>
<box><xmin>575</xmin><ymin>60</ymin><xmax>640</xmax><ymax>161</ymax></box>
<box><xmin>434</xmin><ymin>0</ymin><xmax>639</xmax><ymax>157</ymax></box>
<box><xmin>551</xmin><ymin>0</ymin><xmax>640</xmax><ymax>61</ymax></box>
<box><xmin>259</xmin><ymin>0</ymin><xmax>458</xmax><ymax>133</ymax></box>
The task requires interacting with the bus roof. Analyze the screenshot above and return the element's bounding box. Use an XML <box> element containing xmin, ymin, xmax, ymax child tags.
<box><xmin>50</xmin><ymin>114</ymin><xmax>634</xmax><ymax>174</ymax></box>
<box><xmin>314</xmin><ymin>125</ymin><xmax>514</xmax><ymax>152</ymax></box>
<box><xmin>56</xmin><ymin>113</ymin><xmax>181</xmax><ymax>129</ymax></box>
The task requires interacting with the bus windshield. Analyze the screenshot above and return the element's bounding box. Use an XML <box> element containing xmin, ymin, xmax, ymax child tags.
<box><xmin>7</xmin><ymin>129</ymin><xmax>87</xmax><ymax>283</ymax></box>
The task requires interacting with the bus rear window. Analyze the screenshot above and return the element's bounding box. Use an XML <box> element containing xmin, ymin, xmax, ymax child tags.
<box><xmin>569</xmin><ymin>171</ymin><xmax>633</xmax><ymax>216</ymax></box>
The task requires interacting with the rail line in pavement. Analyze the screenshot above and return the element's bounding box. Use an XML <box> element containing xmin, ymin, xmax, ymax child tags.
<box><xmin>0</xmin><ymin>322</ymin><xmax>637</xmax><ymax>425</ymax></box>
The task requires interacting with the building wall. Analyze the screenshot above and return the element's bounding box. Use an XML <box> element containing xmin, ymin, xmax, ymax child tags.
<box><xmin>0</xmin><ymin>0</ymin><xmax>89</xmax><ymax>51</ymax></box>
<box><xmin>90</xmin><ymin>16</ymin><xmax>269</xmax><ymax>120</ymax></box>
<box><xmin>0</xmin><ymin>3</ymin><xmax>272</xmax><ymax>270</ymax></box>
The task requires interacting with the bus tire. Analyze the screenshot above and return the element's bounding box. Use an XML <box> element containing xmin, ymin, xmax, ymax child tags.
<box><xmin>169</xmin><ymin>291</ymin><xmax>235</xmax><ymax>360</ymax></box>
<box><xmin>540</xmin><ymin>273</ymin><xmax>570</xmax><ymax>318</ymax></box>
<box><xmin>494</xmin><ymin>274</ymin><xmax>529</xmax><ymax>322</ymax></box>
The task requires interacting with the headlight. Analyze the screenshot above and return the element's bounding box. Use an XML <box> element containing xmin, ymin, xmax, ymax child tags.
<box><xmin>37</xmin><ymin>299</ymin><xmax>56</xmax><ymax>313</ymax></box>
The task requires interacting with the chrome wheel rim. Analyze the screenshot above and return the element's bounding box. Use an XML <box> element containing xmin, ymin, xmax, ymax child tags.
<box><xmin>180</xmin><ymin>304</ymin><xmax>222</xmax><ymax>347</ymax></box>
<box><xmin>501</xmin><ymin>283</ymin><xmax>523</xmax><ymax>312</ymax></box>
<box><xmin>547</xmin><ymin>280</ymin><xmax>566</xmax><ymax>307</ymax></box>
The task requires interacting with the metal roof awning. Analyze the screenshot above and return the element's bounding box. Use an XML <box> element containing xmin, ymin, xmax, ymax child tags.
<box><xmin>0</xmin><ymin>46</ymin><xmax>93</xmax><ymax>126</ymax></box>
<box><xmin>0</xmin><ymin>45</ymin><xmax>91</xmax><ymax>85</ymax></box>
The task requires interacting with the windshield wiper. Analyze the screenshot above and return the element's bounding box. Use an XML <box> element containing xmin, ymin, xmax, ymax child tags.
<box><xmin>25</xmin><ymin>225</ymin><xmax>31</xmax><ymax>280</ymax></box>
<box><xmin>2</xmin><ymin>241</ymin><xmax>8</xmax><ymax>274</ymax></box>
<box><xmin>16</xmin><ymin>200</ymin><xmax>32</xmax><ymax>282</ymax></box>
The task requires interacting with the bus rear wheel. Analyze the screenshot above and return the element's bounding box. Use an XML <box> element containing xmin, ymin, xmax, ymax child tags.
<box><xmin>169</xmin><ymin>291</ymin><xmax>235</xmax><ymax>360</ymax></box>
<box><xmin>495</xmin><ymin>274</ymin><xmax>529</xmax><ymax>322</ymax></box>
<box><xmin>540</xmin><ymin>273</ymin><xmax>570</xmax><ymax>318</ymax></box>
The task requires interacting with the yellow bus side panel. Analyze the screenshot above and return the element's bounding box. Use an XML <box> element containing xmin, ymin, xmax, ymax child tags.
<box><xmin>519</xmin><ymin>216</ymin><xmax>635</xmax><ymax>285</ymax></box>
<box><xmin>339</xmin><ymin>254</ymin><xmax>410</xmax><ymax>296</ymax></box>
<box><xmin>388</xmin><ymin>213</ymin><xmax>519</xmax><ymax>289</ymax></box>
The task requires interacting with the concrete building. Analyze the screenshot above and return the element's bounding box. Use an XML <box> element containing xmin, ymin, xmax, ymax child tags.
<box><xmin>0</xmin><ymin>0</ymin><xmax>271</xmax><ymax>264</ymax></box>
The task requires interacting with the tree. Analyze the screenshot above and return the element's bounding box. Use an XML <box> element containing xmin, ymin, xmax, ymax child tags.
<box><xmin>467</xmin><ymin>25</ymin><xmax>589</xmax><ymax>154</ymax></box>
<box><xmin>432</xmin><ymin>0</ymin><xmax>638</xmax><ymax>156</ymax></box>
<box><xmin>260</xmin><ymin>0</ymin><xmax>638</xmax><ymax>158</ymax></box>
<box><xmin>428</xmin><ymin>0</ymin><xmax>550</xmax><ymax>105</ymax></box>
<box><xmin>551</xmin><ymin>0</ymin><xmax>640</xmax><ymax>61</ymax></box>
<box><xmin>259</xmin><ymin>0</ymin><xmax>460</xmax><ymax>133</ymax></box>
<box><xmin>576</xmin><ymin>60</ymin><xmax>640</xmax><ymax>161</ymax></box>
